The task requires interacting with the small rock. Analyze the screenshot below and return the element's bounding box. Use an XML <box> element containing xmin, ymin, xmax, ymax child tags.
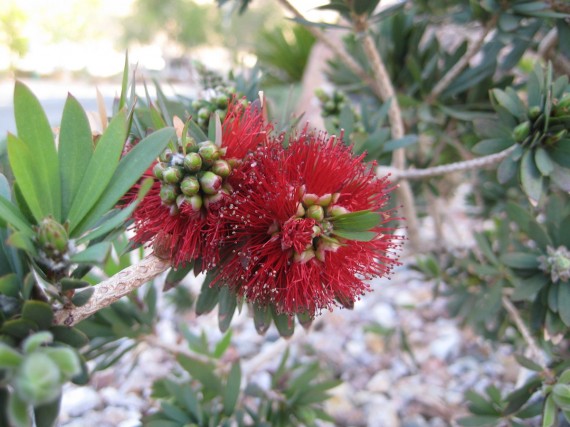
<box><xmin>372</xmin><ymin>302</ymin><xmax>398</xmax><ymax>329</ymax></box>
<box><xmin>429</xmin><ymin>323</ymin><xmax>462</xmax><ymax>360</ymax></box>
<box><xmin>61</xmin><ymin>387</ymin><xmax>102</xmax><ymax>417</ymax></box>
<box><xmin>367</xmin><ymin>370</ymin><xmax>392</xmax><ymax>393</ymax></box>
<box><xmin>402</xmin><ymin>414</ymin><xmax>429</xmax><ymax>427</ymax></box>
<box><xmin>366</xmin><ymin>395</ymin><xmax>400</xmax><ymax>427</ymax></box>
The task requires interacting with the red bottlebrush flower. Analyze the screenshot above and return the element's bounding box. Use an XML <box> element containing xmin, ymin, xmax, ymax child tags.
<box><xmin>127</xmin><ymin>99</ymin><xmax>271</xmax><ymax>267</ymax></box>
<box><xmin>216</xmin><ymin>128</ymin><xmax>403</xmax><ymax>316</ymax></box>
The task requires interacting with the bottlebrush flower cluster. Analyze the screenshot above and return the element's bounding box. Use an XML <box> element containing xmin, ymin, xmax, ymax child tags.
<box><xmin>128</xmin><ymin>99</ymin><xmax>403</xmax><ymax>317</ymax></box>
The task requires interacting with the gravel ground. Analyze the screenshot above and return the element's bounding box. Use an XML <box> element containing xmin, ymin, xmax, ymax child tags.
<box><xmin>58</xmin><ymin>240</ymin><xmax>525</xmax><ymax>427</ymax></box>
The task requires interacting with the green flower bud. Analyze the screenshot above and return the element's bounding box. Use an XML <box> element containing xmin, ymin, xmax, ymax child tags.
<box><xmin>191</xmin><ymin>100</ymin><xmax>202</xmax><ymax>110</ymax></box>
<box><xmin>37</xmin><ymin>217</ymin><xmax>68</xmax><ymax>256</ymax></box>
<box><xmin>211</xmin><ymin>159</ymin><xmax>231</xmax><ymax>178</ymax></box>
<box><xmin>333</xmin><ymin>91</ymin><xmax>345</xmax><ymax>103</ymax></box>
<box><xmin>159</xmin><ymin>149</ymin><xmax>173</xmax><ymax>163</ymax></box>
<box><xmin>314</xmin><ymin>88</ymin><xmax>328</xmax><ymax>102</ymax></box>
<box><xmin>307</xmin><ymin>205</ymin><xmax>324</xmax><ymax>221</ymax></box>
<box><xmin>557</xmin><ymin>94</ymin><xmax>570</xmax><ymax>110</ymax></box>
<box><xmin>302</xmin><ymin>193</ymin><xmax>319</xmax><ymax>207</ymax></box>
<box><xmin>513</xmin><ymin>121</ymin><xmax>531</xmax><ymax>143</ymax></box>
<box><xmin>328</xmin><ymin>205</ymin><xmax>350</xmax><ymax>217</ymax></box>
<box><xmin>204</xmin><ymin>192</ymin><xmax>226</xmax><ymax>209</ymax></box>
<box><xmin>198</xmin><ymin>142</ymin><xmax>220</xmax><ymax>162</ymax></box>
<box><xmin>296</xmin><ymin>203</ymin><xmax>305</xmax><ymax>217</ymax></box>
<box><xmin>187</xmin><ymin>194</ymin><xmax>203</xmax><ymax>212</ymax></box>
<box><xmin>215</xmin><ymin>109</ymin><xmax>227</xmax><ymax>121</ymax></box>
<box><xmin>16</xmin><ymin>352</ymin><xmax>61</xmax><ymax>405</ymax></box>
<box><xmin>199</xmin><ymin>171</ymin><xmax>222</xmax><ymax>195</ymax></box>
<box><xmin>184</xmin><ymin>152</ymin><xmax>203</xmax><ymax>172</ymax></box>
<box><xmin>160</xmin><ymin>184</ymin><xmax>179</xmax><ymax>205</ymax></box>
<box><xmin>181</xmin><ymin>176</ymin><xmax>200</xmax><ymax>196</ymax></box>
<box><xmin>216</xmin><ymin>95</ymin><xmax>228</xmax><ymax>108</ymax></box>
<box><xmin>152</xmin><ymin>162</ymin><xmax>167</xmax><ymax>180</ymax></box>
<box><xmin>163</xmin><ymin>167</ymin><xmax>183</xmax><ymax>184</ymax></box>
<box><xmin>316</xmin><ymin>193</ymin><xmax>333</xmax><ymax>207</ymax></box>
<box><xmin>198</xmin><ymin>107</ymin><xmax>211</xmax><ymax>120</ymax></box>
<box><xmin>324</xmin><ymin>100</ymin><xmax>336</xmax><ymax>113</ymax></box>
<box><xmin>528</xmin><ymin>106</ymin><xmax>541</xmax><ymax>120</ymax></box>
<box><xmin>294</xmin><ymin>248</ymin><xmax>316</xmax><ymax>264</ymax></box>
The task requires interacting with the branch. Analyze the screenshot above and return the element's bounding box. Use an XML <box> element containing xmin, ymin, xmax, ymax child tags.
<box><xmin>501</xmin><ymin>296</ymin><xmax>548</xmax><ymax>370</ymax></box>
<box><xmin>538</xmin><ymin>27</ymin><xmax>570</xmax><ymax>77</ymax></box>
<box><xmin>54</xmin><ymin>254</ymin><xmax>170</xmax><ymax>326</ymax></box>
<box><xmin>427</xmin><ymin>17</ymin><xmax>497</xmax><ymax>104</ymax></box>
<box><xmin>275</xmin><ymin>0</ymin><xmax>383</xmax><ymax>101</ymax></box>
<box><xmin>381</xmin><ymin>145</ymin><xmax>515</xmax><ymax>181</ymax></box>
<box><xmin>358</xmin><ymin>22</ymin><xmax>420</xmax><ymax>247</ymax></box>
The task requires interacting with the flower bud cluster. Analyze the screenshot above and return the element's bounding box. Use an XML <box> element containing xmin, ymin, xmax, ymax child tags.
<box><xmin>539</xmin><ymin>245</ymin><xmax>570</xmax><ymax>283</ymax></box>
<box><xmin>154</xmin><ymin>139</ymin><xmax>233</xmax><ymax>215</ymax></box>
<box><xmin>315</xmin><ymin>88</ymin><xmax>365</xmax><ymax>133</ymax></box>
<box><xmin>513</xmin><ymin>93</ymin><xmax>570</xmax><ymax>148</ymax></box>
<box><xmin>289</xmin><ymin>190</ymin><xmax>346</xmax><ymax>264</ymax></box>
<box><xmin>34</xmin><ymin>217</ymin><xmax>74</xmax><ymax>273</ymax></box>
<box><xmin>191</xmin><ymin>85</ymin><xmax>244</xmax><ymax>132</ymax></box>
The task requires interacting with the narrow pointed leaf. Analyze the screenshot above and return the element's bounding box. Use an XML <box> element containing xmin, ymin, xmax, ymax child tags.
<box><xmin>223</xmin><ymin>362</ymin><xmax>241</xmax><ymax>416</ymax></box>
<box><xmin>68</xmin><ymin>111</ymin><xmax>127</xmax><ymax>232</ymax></box>
<box><xmin>0</xmin><ymin>196</ymin><xmax>33</xmax><ymax>235</ymax></box>
<box><xmin>59</xmin><ymin>94</ymin><xmax>94</xmax><ymax>218</ymax></box>
<box><xmin>13</xmin><ymin>81</ymin><xmax>61</xmax><ymax>221</ymax></box>
<box><xmin>7</xmin><ymin>134</ymin><xmax>52</xmax><ymax>223</ymax></box>
<box><xmin>70</xmin><ymin>241</ymin><xmax>111</xmax><ymax>264</ymax></box>
<box><xmin>73</xmin><ymin>127</ymin><xmax>175</xmax><ymax>235</ymax></box>
<box><xmin>520</xmin><ymin>150</ymin><xmax>543</xmax><ymax>204</ymax></box>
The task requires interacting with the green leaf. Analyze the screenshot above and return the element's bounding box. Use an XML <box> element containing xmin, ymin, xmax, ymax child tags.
<box><xmin>558</xmin><ymin>284</ymin><xmax>570</xmax><ymax>327</ymax></box>
<box><xmin>213</xmin><ymin>330</ymin><xmax>233</xmax><ymax>359</ymax></box>
<box><xmin>332</xmin><ymin>229</ymin><xmax>376</xmax><ymax>241</ymax></box>
<box><xmin>457</xmin><ymin>415</ymin><xmax>500</xmax><ymax>427</ymax></box>
<box><xmin>551</xmin><ymin>164</ymin><xmax>570</xmax><ymax>193</ymax></box>
<box><xmin>535</xmin><ymin>148</ymin><xmax>554</xmax><ymax>176</ymax></box>
<box><xmin>473</xmin><ymin>138</ymin><xmax>513</xmax><ymax>155</ymax></box>
<box><xmin>176</xmin><ymin>354</ymin><xmax>223</xmax><ymax>396</ymax></box>
<box><xmin>13</xmin><ymin>81</ymin><xmax>61</xmax><ymax>222</ymax></box>
<box><xmin>22</xmin><ymin>331</ymin><xmax>53</xmax><ymax>354</ymax></box>
<box><xmin>164</xmin><ymin>263</ymin><xmax>193</xmax><ymax>292</ymax></box>
<box><xmin>195</xmin><ymin>272</ymin><xmax>220</xmax><ymax>315</ymax></box>
<box><xmin>71</xmin><ymin>287</ymin><xmax>95</xmax><ymax>307</ymax></box>
<box><xmin>474</xmin><ymin>233</ymin><xmax>499</xmax><ymax>265</ymax></box>
<box><xmin>67</xmin><ymin>111</ymin><xmax>127</xmax><ymax>232</ymax></box>
<box><xmin>383</xmin><ymin>135</ymin><xmax>418</xmax><ymax>152</ymax></box>
<box><xmin>218</xmin><ymin>286</ymin><xmax>237</xmax><ymax>333</ymax></box>
<box><xmin>73</xmin><ymin>127</ymin><xmax>175</xmax><ymax>235</ymax></box>
<box><xmin>60</xmin><ymin>278</ymin><xmax>90</xmax><ymax>292</ymax></box>
<box><xmin>514</xmin><ymin>354</ymin><xmax>544</xmax><ymax>372</ymax></box>
<box><xmin>223</xmin><ymin>362</ymin><xmax>241</xmax><ymax>416</ymax></box>
<box><xmin>0</xmin><ymin>342</ymin><xmax>23</xmax><ymax>368</ymax></box>
<box><xmin>77</xmin><ymin>178</ymin><xmax>153</xmax><ymax>244</ymax></box>
<box><xmin>511</xmin><ymin>274</ymin><xmax>549</xmax><ymax>301</ymax></box>
<box><xmin>497</xmin><ymin>154</ymin><xmax>518</xmax><ymax>184</ymax></box>
<box><xmin>160</xmin><ymin>401</ymin><xmax>191</xmax><ymax>423</ymax></box>
<box><xmin>0</xmin><ymin>196</ymin><xmax>33</xmax><ymax>235</ymax></box>
<box><xmin>500</xmin><ymin>252</ymin><xmax>540</xmax><ymax>269</ymax></box>
<box><xmin>7</xmin><ymin>134</ymin><xmax>53</xmax><ymax>223</ymax></box>
<box><xmin>543</xmin><ymin>394</ymin><xmax>556</xmax><ymax>427</ymax></box>
<box><xmin>59</xmin><ymin>95</ymin><xmax>94</xmax><ymax>219</ymax></box>
<box><xmin>7</xmin><ymin>232</ymin><xmax>36</xmax><ymax>255</ymax></box>
<box><xmin>43</xmin><ymin>348</ymin><xmax>81</xmax><ymax>378</ymax></box>
<box><xmin>70</xmin><ymin>242</ymin><xmax>111</xmax><ymax>264</ymax></box>
<box><xmin>520</xmin><ymin>149</ymin><xmax>543</xmax><ymax>205</ymax></box>
<box><xmin>0</xmin><ymin>273</ymin><xmax>20</xmax><ymax>298</ymax></box>
<box><xmin>272</xmin><ymin>307</ymin><xmax>294</xmax><ymax>338</ymax></box>
<box><xmin>8</xmin><ymin>392</ymin><xmax>31</xmax><ymax>427</ymax></box>
<box><xmin>253</xmin><ymin>303</ymin><xmax>272</xmax><ymax>335</ymax></box>
<box><xmin>492</xmin><ymin>88</ymin><xmax>526</xmax><ymax>120</ymax></box>
<box><xmin>331</xmin><ymin>210</ymin><xmax>380</xmax><ymax>231</ymax></box>
<box><xmin>118</xmin><ymin>53</ymin><xmax>129</xmax><ymax>112</ymax></box>
<box><xmin>1</xmin><ymin>318</ymin><xmax>37</xmax><ymax>339</ymax></box>
<box><xmin>34</xmin><ymin>395</ymin><xmax>61</xmax><ymax>427</ymax></box>
<box><xmin>49</xmin><ymin>325</ymin><xmax>88</xmax><ymax>348</ymax></box>
<box><xmin>22</xmin><ymin>301</ymin><xmax>54</xmax><ymax>328</ymax></box>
